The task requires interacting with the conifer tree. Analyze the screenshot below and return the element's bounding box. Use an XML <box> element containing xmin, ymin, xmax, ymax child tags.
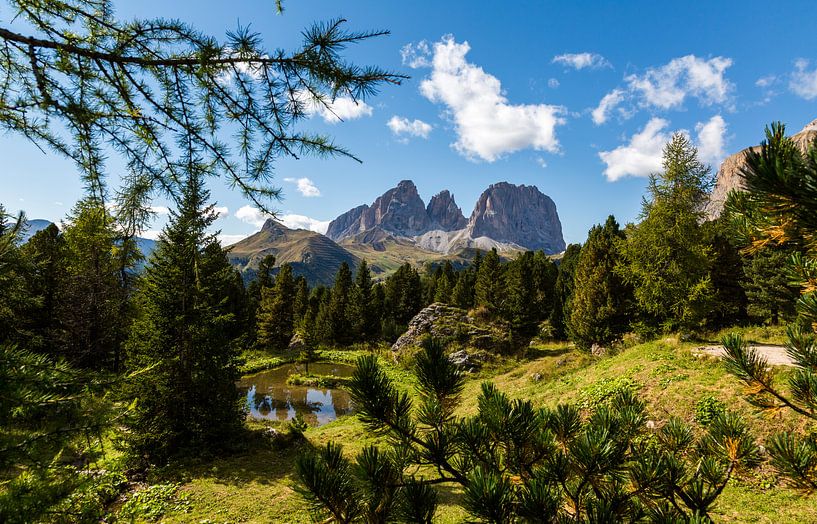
<box><xmin>474</xmin><ymin>248</ymin><xmax>502</xmax><ymax>314</ymax></box>
<box><xmin>743</xmin><ymin>247</ymin><xmax>798</xmax><ymax>325</ymax></box>
<box><xmin>568</xmin><ymin>216</ymin><xmax>632</xmax><ymax>349</ymax></box>
<box><xmin>384</xmin><ymin>263</ymin><xmax>423</xmax><ymax>326</ymax></box>
<box><xmin>330</xmin><ymin>262</ymin><xmax>354</xmax><ymax>345</ymax></box>
<box><xmin>503</xmin><ymin>251</ymin><xmax>537</xmax><ymax>339</ymax></box>
<box><xmin>549</xmin><ymin>243</ymin><xmax>581</xmax><ymax>339</ymax></box>
<box><xmin>293</xmin><ymin>276</ymin><xmax>310</xmax><ymax>325</ymax></box>
<box><xmin>124</xmin><ymin>171</ymin><xmax>242</xmax><ymax>462</ymax></box>
<box><xmin>532</xmin><ymin>250</ymin><xmax>559</xmax><ymax>320</ymax></box>
<box><xmin>618</xmin><ymin>133</ymin><xmax>715</xmax><ymax>332</ymax></box>
<box><xmin>256</xmin><ymin>263</ymin><xmax>296</xmax><ymax>350</ymax></box>
<box><xmin>351</xmin><ymin>260</ymin><xmax>378</xmax><ymax>341</ymax></box>
<box><xmin>60</xmin><ymin>197</ymin><xmax>128</xmax><ymax>369</ymax></box>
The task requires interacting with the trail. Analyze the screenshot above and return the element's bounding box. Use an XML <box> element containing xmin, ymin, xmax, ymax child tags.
<box><xmin>695</xmin><ymin>344</ymin><xmax>796</xmax><ymax>367</ymax></box>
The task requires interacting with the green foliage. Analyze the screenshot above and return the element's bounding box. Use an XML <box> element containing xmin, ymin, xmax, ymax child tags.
<box><xmin>694</xmin><ymin>396</ymin><xmax>727</xmax><ymax>426</ymax></box>
<box><xmin>568</xmin><ymin>215</ymin><xmax>632</xmax><ymax>349</ymax></box>
<box><xmin>549</xmin><ymin>243</ymin><xmax>581</xmax><ymax>338</ymax></box>
<box><xmin>299</xmin><ymin>338</ymin><xmax>757</xmax><ymax>522</ymax></box>
<box><xmin>577</xmin><ymin>376</ymin><xmax>640</xmax><ymax>410</ymax></box>
<box><xmin>124</xmin><ymin>173</ymin><xmax>243</xmax><ymax>463</ymax></box>
<box><xmin>256</xmin><ymin>263</ymin><xmax>296</xmax><ymax>350</ymax></box>
<box><xmin>119</xmin><ymin>483</ymin><xmax>192</xmax><ymax>521</ymax></box>
<box><xmin>618</xmin><ymin>133</ymin><xmax>715</xmax><ymax>332</ymax></box>
<box><xmin>743</xmin><ymin>247</ymin><xmax>799</xmax><ymax>325</ymax></box>
<box><xmin>0</xmin><ymin>1</ymin><xmax>402</xmax><ymax>231</ymax></box>
<box><xmin>474</xmin><ymin>248</ymin><xmax>502</xmax><ymax>314</ymax></box>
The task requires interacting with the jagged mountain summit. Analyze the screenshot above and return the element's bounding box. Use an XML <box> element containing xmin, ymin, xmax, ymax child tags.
<box><xmin>706</xmin><ymin>118</ymin><xmax>817</xmax><ymax>219</ymax></box>
<box><xmin>328</xmin><ymin>180</ymin><xmax>565</xmax><ymax>255</ymax></box>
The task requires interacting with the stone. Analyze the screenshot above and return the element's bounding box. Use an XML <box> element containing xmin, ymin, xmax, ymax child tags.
<box><xmin>426</xmin><ymin>190</ymin><xmax>467</xmax><ymax>231</ymax></box>
<box><xmin>531</xmin><ymin>372</ymin><xmax>543</xmax><ymax>382</ymax></box>
<box><xmin>590</xmin><ymin>343</ymin><xmax>607</xmax><ymax>357</ymax></box>
<box><xmin>706</xmin><ymin>118</ymin><xmax>817</xmax><ymax>219</ymax></box>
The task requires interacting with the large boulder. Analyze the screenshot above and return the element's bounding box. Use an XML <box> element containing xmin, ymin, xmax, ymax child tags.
<box><xmin>391</xmin><ymin>303</ymin><xmax>510</xmax><ymax>359</ymax></box>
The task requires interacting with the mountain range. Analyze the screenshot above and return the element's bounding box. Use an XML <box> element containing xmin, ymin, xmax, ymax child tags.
<box><xmin>228</xmin><ymin>180</ymin><xmax>566</xmax><ymax>285</ymax></box>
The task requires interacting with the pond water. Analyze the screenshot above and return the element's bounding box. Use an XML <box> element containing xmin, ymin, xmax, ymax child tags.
<box><xmin>237</xmin><ymin>362</ymin><xmax>355</xmax><ymax>426</ymax></box>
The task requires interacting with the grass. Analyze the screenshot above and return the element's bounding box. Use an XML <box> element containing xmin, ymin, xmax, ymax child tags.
<box><xmin>129</xmin><ymin>337</ymin><xmax>816</xmax><ymax>523</ymax></box>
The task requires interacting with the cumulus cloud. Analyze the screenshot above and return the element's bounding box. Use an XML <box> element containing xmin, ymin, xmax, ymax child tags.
<box><xmin>218</xmin><ymin>233</ymin><xmax>251</xmax><ymax>246</ymax></box>
<box><xmin>213</xmin><ymin>206</ymin><xmax>229</xmax><ymax>218</ymax></box>
<box><xmin>790</xmin><ymin>59</ymin><xmax>817</xmax><ymax>100</ymax></box>
<box><xmin>592</xmin><ymin>88</ymin><xmax>626</xmax><ymax>125</ymax></box>
<box><xmin>234</xmin><ymin>205</ymin><xmax>328</xmax><ymax>234</ymax></box>
<box><xmin>416</xmin><ymin>35</ymin><xmax>565</xmax><ymax>162</ymax></box>
<box><xmin>599</xmin><ymin>115</ymin><xmax>728</xmax><ymax>181</ymax></box>
<box><xmin>283</xmin><ymin>177</ymin><xmax>321</xmax><ymax>197</ymax></box>
<box><xmin>235</xmin><ymin>205</ymin><xmax>270</xmax><ymax>228</ymax></box>
<box><xmin>547</xmin><ymin>78</ymin><xmax>560</xmax><ymax>88</ymax></box>
<box><xmin>310</xmin><ymin>96</ymin><xmax>373</xmax><ymax>123</ymax></box>
<box><xmin>279</xmin><ymin>214</ymin><xmax>330</xmax><ymax>234</ymax></box>
<box><xmin>552</xmin><ymin>52</ymin><xmax>611</xmax><ymax>70</ymax></box>
<box><xmin>756</xmin><ymin>75</ymin><xmax>778</xmax><ymax>88</ymax></box>
<box><xmin>593</xmin><ymin>55</ymin><xmax>734</xmax><ymax>124</ymax></box>
<box><xmin>695</xmin><ymin>115</ymin><xmax>727</xmax><ymax>166</ymax></box>
<box><xmin>401</xmin><ymin>41</ymin><xmax>432</xmax><ymax>69</ymax></box>
<box><xmin>139</xmin><ymin>229</ymin><xmax>162</xmax><ymax>240</ymax></box>
<box><xmin>387</xmin><ymin>116</ymin><xmax>432</xmax><ymax>140</ymax></box>
<box><xmin>536</xmin><ymin>157</ymin><xmax>548</xmax><ymax>169</ymax></box>
<box><xmin>150</xmin><ymin>205</ymin><xmax>170</xmax><ymax>215</ymax></box>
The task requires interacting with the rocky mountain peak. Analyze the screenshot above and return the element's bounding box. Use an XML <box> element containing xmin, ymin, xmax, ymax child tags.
<box><xmin>426</xmin><ymin>190</ymin><xmax>467</xmax><ymax>231</ymax></box>
<box><xmin>467</xmin><ymin>182</ymin><xmax>565</xmax><ymax>253</ymax></box>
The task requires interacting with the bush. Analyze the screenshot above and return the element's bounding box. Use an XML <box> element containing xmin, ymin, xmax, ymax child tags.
<box><xmin>578</xmin><ymin>377</ymin><xmax>640</xmax><ymax>410</ymax></box>
<box><xmin>119</xmin><ymin>483</ymin><xmax>191</xmax><ymax>521</ymax></box>
<box><xmin>695</xmin><ymin>396</ymin><xmax>727</xmax><ymax>426</ymax></box>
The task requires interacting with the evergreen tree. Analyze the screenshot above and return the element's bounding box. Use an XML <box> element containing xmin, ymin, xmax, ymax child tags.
<box><xmin>0</xmin><ymin>207</ymin><xmax>36</xmax><ymax>347</ymax></box>
<box><xmin>702</xmin><ymin>219</ymin><xmax>748</xmax><ymax>328</ymax></box>
<box><xmin>329</xmin><ymin>262</ymin><xmax>354</xmax><ymax>345</ymax></box>
<box><xmin>384</xmin><ymin>263</ymin><xmax>423</xmax><ymax>326</ymax></box>
<box><xmin>350</xmin><ymin>260</ymin><xmax>378</xmax><ymax>341</ymax></box>
<box><xmin>256</xmin><ymin>263</ymin><xmax>296</xmax><ymax>350</ymax></box>
<box><xmin>124</xmin><ymin>172</ymin><xmax>242</xmax><ymax>462</ymax></box>
<box><xmin>293</xmin><ymin>276</ymin><xmax>310</xmax><ymax>325</ymax></box>
<box><xmin>743</xmin><ymin>247</ymin><xmax>798</xmax><ymax>325</ymax></box>
<box><xmin>532</xmin><ymin>250</ymin><xmax>559</xmax><ymax>321</ymax></box>
<box><xmin>20</xmin><ymin>224</ymin><xmax>67</xmax><ymax>353</ymax></box>
<box><xmin>502</xmin><ymin>251</ymin><xmax>538</xmax><ymax>339</ymax></box>
<box><xmin>451</xmin><ymin>270</ymin><xmax>474</xmax><ymax>310</ymax></box>
<box><xmin>314</xmin><ymin>288</ymin><xmax>334</xmax><ymax>344</ymax></box>
<box><xmin>618</xmin><ymin>133</ymin><xmax>715</xmax><ymax>333</ymax></box>
<box><xmin>549</xmin><ymin>243</ymin><xmax>582</xmax><ymax>339</ymax></box>
<box><xmin>59</xmin><ymin>198</ymin><xmax>128</xmax><ymax>369</ymax></box>
<box><xmin>567</xmin><ymin>216</ymin><xmax>632</xmax><ymax>350</ymax></box>
<box><xmin>245</xmin><ymin>254</ymin><xmax>276</xmax><ymax>346</ymax></box>
<box><xmin>474</xmin><ymin>248</ymin><xmax>502</xmax><ymax>314</ymax></box>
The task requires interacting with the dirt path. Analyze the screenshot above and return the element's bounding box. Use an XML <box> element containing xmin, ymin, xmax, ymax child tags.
<box><xmin>695</xmin><ymin>344</ymin><xmax>796</xmax><ymax>366</ymax></box>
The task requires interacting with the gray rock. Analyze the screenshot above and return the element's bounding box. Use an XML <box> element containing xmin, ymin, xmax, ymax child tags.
<box><xmin>426</xmin><ymin>190</ymin><xmax>467</xmax><ymax>231</ymax></box>
<box><xmin>590</xmin><ymin>343</ymin><xmax>607</xmax><ymax>357</ymax></box>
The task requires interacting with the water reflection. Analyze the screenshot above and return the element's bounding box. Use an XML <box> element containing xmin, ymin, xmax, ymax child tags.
<box><xmin>237</xmin><ymin>362</ymin><xmax>354</xmax><ymax>426</ymax></box>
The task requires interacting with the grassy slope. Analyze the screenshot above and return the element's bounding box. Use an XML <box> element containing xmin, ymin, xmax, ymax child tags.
<box><xmin>156</xmin><ymin>337</ymin><xmax>815</xmax><ymax>523</ymax></box>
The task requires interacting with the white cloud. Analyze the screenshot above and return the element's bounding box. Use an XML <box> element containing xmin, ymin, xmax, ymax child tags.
<box><xmin>592</xmin><ymin>88</ymin><xmax>626</xmax><ymax>125</ymax></box>
<box><xmin>790</xmin><ymin>59</ymin><xmax>817</xmax><ymax>100</ymax></box>
<box><xmin>213</xmin><ymin>206</ymin><xmax>229</xmax><ymax>218</ymax></box>
<box><xmin>279</xmin><ymin>214</ymin><xmax>330</xmax><ymax>234</ymax></box>
<box><xmin>294</xmin><ymin>89</ymin><xmax>373</xmax><ymax>124</ymax></box>
<box><xmin>401</xmin><ymin>41</ymin><xmax>431</xmax><ymax>69</ymax></box>
<box><xmin>150</xmin><ymin>205</ymin><xmax>170</xmax><ymax>215</ymax></box>
<box><xmin>695</xmin><ymin>115</ymin><xmax>727</xmax><ymax>166</ymax></box>
<box><xmin>552</xmin><ymin>52</ymin><xmax>611</xmax><ymax>70</ymax></box>
<box><xmin>599</xmin><ymin>118</ymin><xmax>670</xmax><ymax>181</ymax></box>
<box><xmin>387</xmin><ymin>116</ymin><xmax>432</xmax><ymax>140</ymax></box>
<box><xmin>283</xmin><ymin>177</ymin><xmax>321</xmax><ymax>197</ymax></box>
<box><xmin>756</xmin><ymin>75</ymin><xmax>777</xmax><ymax>88</ymax></box>
<box><xmin>139</xmin><ymin>229</ymin><xmax>162</xmax><ymax>240</ymax></box>
<box><xmin>235</xmin><ymin>205</ymin><xmax>270</xmax><ymax>228</ymax></box>
<box><xmin>626</xmin><ymin>55</ymin><xmax>733</xmax><ymax>109</ymax></box>
<box><xmin>218</xmin><ymin>233</ymin><xmax>251</xmax><ymax>246</ymax></box>
<box><xmin>547</xmin><ymin>78</ymin><xmax>560</xmax><ymax>89</ymax></box>
<box><xmin>417</xmin><ymin>35</ymin><xmax>565</xmax><ymax>162</ymax></box>
<box><xmin>599</xmin><ymin>115</ymin><xmax>728</xmax><ymax>181</ymax></box>
<box><xmin>594</xmin><ymin>55</ymin><xmax>734</xmax><ymax>123</ymax></box>
<box><xmin>536</xmin><ymin>157</ymin><xmax>548</xmax><ymax>169</ymax></box>
<box><xmin>234</xmin><ymin>205</ymin><xmax>328</xmax><ymax>234</ymax></box>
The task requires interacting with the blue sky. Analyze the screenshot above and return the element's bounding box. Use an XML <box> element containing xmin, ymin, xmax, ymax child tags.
<box><xmin>2</xmin><ymin>0</ymin><xmax>817</xmax><ymax>245</ymax></box>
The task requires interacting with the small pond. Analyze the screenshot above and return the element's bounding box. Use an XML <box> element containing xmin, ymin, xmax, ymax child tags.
<box><xmin>237</xmin><ymin>362</ymin><xmax>355</xmax><ymax>426</ymax></box>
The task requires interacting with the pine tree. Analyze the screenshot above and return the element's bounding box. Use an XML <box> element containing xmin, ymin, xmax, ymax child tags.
<box><xmin>567</xmin><ymin>216</ymin><xmax>632</xmax><ymax>350</ymax></box>
<box><xmin>549</xmin><ymin>244</ymin><xmax>581</xmax><ymax>339</ymax></box>
<box><xmin>124</xmin><ymin>172</ymin><xmax>242</xmax><ymax>462</ymax></box>
<box><xmin>502</xmin><ymin>251</ymin><xmax>538</xmax><ymax>339</ymax></box>
<box><xmin>532</xmin><ymin>250</ymin><xmax>559</xmax><ymax>321</ymax></box>
<box><xmin>351</xmin><ymin>260</ymin><xmax>378</xmax><ymax>341</ymax></box>
<box><xmin>618</xmin><ymin>133</ymin><xmax>715</xmax><ymax>333</ymax></box>
<box><xmin>474</xmin><ymin>248</ymin><xmax>502</xmax><ymax>314</ymax></box>
<box><xmin>293</xmin><ymin>276</ymin><xmax>310</xmax><ymax>325</ymax></box>
<box><xmin>256</xmin><ymin>263</ymin><xmax>296</xmax><ymax>350</ymax></box>
<box><xmin>59</xmin><ymin>198</ymin><xmax>128</xmax><ymax>369</ymax></box>
<box><xmin>743</xmin><ymin>247</ymin><xmax>798</xmax><ymax>325</ymax></box>
<box><xmin>384</xmin><ymin>263</ymin><xmax>423</xmax><ymax>327</ymax></box>
<box><xmin>20</xmin><ymin>223</ymin><xmax>68</xmax><ymax>354</ymax></box>
<box><xmin>329</xmin><ymin>262</ymin><xmax>354</xmax><ymax>345</ymax></box>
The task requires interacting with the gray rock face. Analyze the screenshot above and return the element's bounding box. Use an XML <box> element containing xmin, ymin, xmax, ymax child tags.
<box><xmin>326</xmin><ymin>180</ymin><xmax>433</xmax><ymax>241</ymax></box>
<box><xmin>426</xmin><ymin>190</ymin><xmax>467</xmax><ymax>231</ymax></box>
<box><xmin>706</xmin><ymin>118</ymin><xmax>817</xmax><ymax>219</ymax></box>
<box><xmin>466</xmin><ymin>182</ymin><xmax>566</xmax><ymax>254</ymax></box>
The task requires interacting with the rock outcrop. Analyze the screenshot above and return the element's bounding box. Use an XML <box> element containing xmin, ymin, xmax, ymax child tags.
<box><xmin>426</xmin><ymin>190</ymin><xmax>468</xmax><ymax>231</ymax></box>
<box><xmin>391</xmin><ymin>303</ymin><xmax>511</xmax><ymax>359</ymax></box>
<box><xmin>466</xmin><ymin>182</ymin><xmax>566</xmax><ymax>253</ymax></box>
<box><xmin>706</xmin><ymin>118</ymin><xmax>817</xmax><ymax>219</ymax></box>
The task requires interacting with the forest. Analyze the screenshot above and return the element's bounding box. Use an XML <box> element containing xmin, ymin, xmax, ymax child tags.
<box><xmin>2</xmin><ymin>1</ymin><xmax>817</xmax><ymax>522</ymax></box>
